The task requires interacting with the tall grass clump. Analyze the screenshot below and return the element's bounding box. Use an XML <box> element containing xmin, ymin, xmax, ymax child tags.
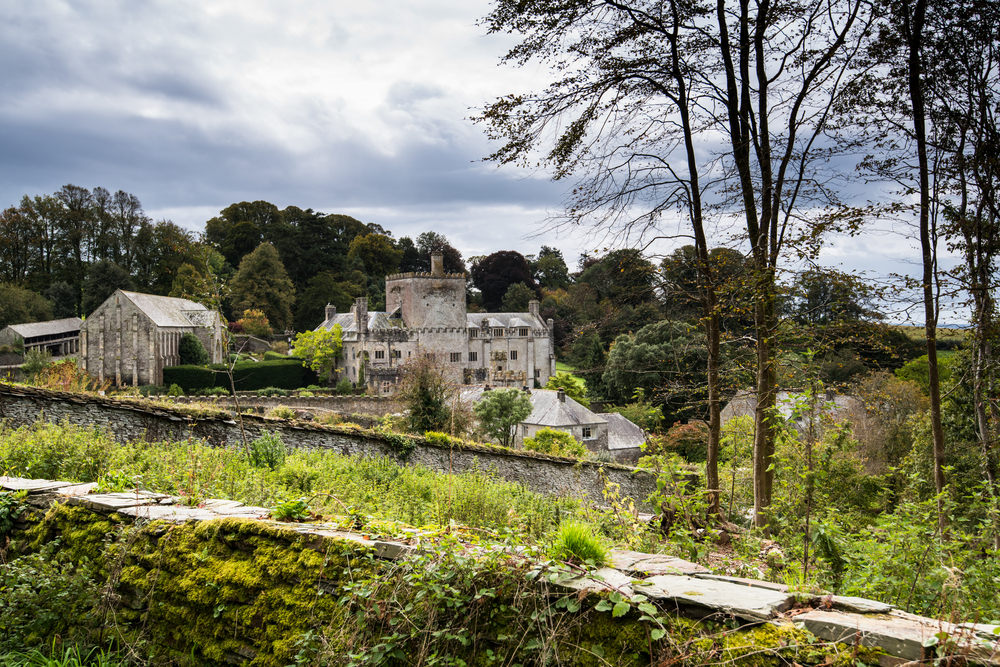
<box><xmin>548</xmin><ymin>522</ymin><xmax>610</xmax><ymax>566</ymax></box>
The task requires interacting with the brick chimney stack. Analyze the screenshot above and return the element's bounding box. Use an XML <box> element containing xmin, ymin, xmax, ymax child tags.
<box><xmin>431</xmin><ymin>251</ymin><xmax>444</xmax><ymax>277</ymax></box>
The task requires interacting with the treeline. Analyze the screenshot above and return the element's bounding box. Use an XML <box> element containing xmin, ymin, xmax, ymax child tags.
<box><xmin>474</xmin><ymin>245</ymin><xmax>926</xmax><ymax>424</ymax></box>
<box><xmin>0</xmin><ymin>190</ymin><xmax>468</xmax><ymax>332</ymax></box>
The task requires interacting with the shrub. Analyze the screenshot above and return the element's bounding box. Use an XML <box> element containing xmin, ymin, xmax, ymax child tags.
<box><xmin>198</xmin><ymin>386</ymin><xmax>229</xmax><ymax>397</ymax></box>
<box><xmin>236</xmin><ymin>309</ymin><xmax>274</xmax><ymax>338</ymax></box>
<box><xmin>548</xmin><ymin>522</ymin><xmax>609</xmax><ymax>566</ymax></box>
<box><xmin>257</xmin><ymin>386</ymin><xmax>290</xmax><ymax>397</ymax></box>
<box><xmin>164</xmin><ymin>359</ymin><xmax>317</xmax><ymax>394</ymax></box>
<box><xmin>524</xmin><ymin>427</ymin><xmax>586</xmax><ymax>458</ymax></box>
<box><xmin>335</xmin><ymin>378</ymin><xmax>353</xmax><ymax>394</ymax></box>
<box><xmin>271</xmin><ymin>341</ymin><xmax>289</xmax><ymax>355</ymax></box>
<box><xmin>162</xmin><ymin>365</ymin><xmax>217</xmax><ymax>392</ymax></box>
<box><xmin>266</xmin><ymin>406</ymin><xmax>296</xmax><ymax>420</ymax></box>
<box><xmin>263</xmin><ymin>351</ymin><xmax>287</xmax><ymax>361</ymax></box>
<box><xmin>248</xmin><ymin>431</ymin><xmax>287</xmax><ymax>470</ymax></box>
<box><xmin>167</xmin><ymin>384</ymin><xmax>184</xmax><ymax>397</ymax></box>
<box><xmin>0</xmin><ymin>544</ymin><xmax>102</xmax><ymax>654</ymax></box>
<box><xmin>474</xmin><ymin>388</ymin><xmax>533</xmax><ymax>447</ymax></box>
<box><xmin>21</xmin><ymin>348</ymin><xmax>52</xmax><ymax>382</ymax></box>
<box><xmin>178</xmin><ymin>332</ymin><xmax>210</xmax><ymax>366</ymax></box>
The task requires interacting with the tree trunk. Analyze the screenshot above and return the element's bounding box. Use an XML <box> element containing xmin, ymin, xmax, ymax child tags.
<box><xmin>904</xmin><ymin>0</ymin><xmax>948</xmax><ymax>533</ymax></box>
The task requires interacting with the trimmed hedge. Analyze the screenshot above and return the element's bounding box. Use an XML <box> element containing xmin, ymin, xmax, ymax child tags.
<box><xmin>163</xmin><ymin>360</ymin><xmax>317</xmax><ymax>394</ymax></box>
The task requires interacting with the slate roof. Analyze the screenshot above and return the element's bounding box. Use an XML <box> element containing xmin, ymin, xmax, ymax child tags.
<box><xmin>6</xmin><ymin>317</ymin><xmax>82</xmax><ymax>340</ymax></box>
<box><xmin>316</xmin><ymin>311</ymin><xmax>393</xmax><ymax>340</ymax></box>
<box><xmin>605</xmin><ymin>413</ymin><xmax>647</xmax><ymax>451</ymax></box>
<box><xmin>460</xmin><ymin>387</ymin><xmax>607</xmax><ymax>428</ymax></box>
<box><xmin>117</xmin><ymin>291</ymin><xmax>212</xmax><ymax>328</ymax></box>
<box><xmin>466</xmin><ymin>313</ymin><xmax>547</xmax><ymax>329</ymax></box>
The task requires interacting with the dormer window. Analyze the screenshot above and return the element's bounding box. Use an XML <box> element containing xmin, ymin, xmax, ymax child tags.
<box><xmin>518</xmin><ymin>328</ymin><xmax>529</xmax><ymax>337</ymax></box>
<box><xmin>470</xmin><ymin>329</ymin><xmax>478</xmax><ymax>338</ymax></box>
<box><xmin>492</xmin><ymin>328</ymin><xmax>504</xmax><ymax>337</ymax></box>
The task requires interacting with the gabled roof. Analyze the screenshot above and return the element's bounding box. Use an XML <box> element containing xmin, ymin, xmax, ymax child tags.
<box><xmin>604</xmin><ymin>413</ymin><xmax>646</xmax><ymax>451</ymax></box>
<box><xmin>460</xmin><ymin>387</ymin><xmax>607</xmax><ymax>428</ymax></box>
<box><xmin>115</xmin><ymin>291</ymin><xmax>213</xmax><ymax>328</ymax></box>
<box><xmin>316</xmin><ymin>311</ymin><xmax>396</xmax><ymax>341</ymax></box>
<box><xmin>523</xmin><ymin>389</ymin><xmax>607</xmax><ymax>427</ymax></box>
<box><xmin>6</xmin><ymin>317</ymin><xmax>82</xmax><ymax>339</ymax></box>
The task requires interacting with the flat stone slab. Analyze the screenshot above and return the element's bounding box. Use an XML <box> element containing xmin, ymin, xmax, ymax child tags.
<box><xmin>117</xmin><ymin>505</ymin><xmax>223</xmax><ymax>522</ymax></box>
<box><xmin>693</xmin><ymin>574</ymin><xmax>789</xmax><ymax>592</ymax></box>
<box><xmin>56</xmin><ymin>482</ymin><xmax>99</xmax><ymax>497</ymax></box>
<box><xmin>199</xmin><ymin>499</ymin><xmax>246</xmax><ymax>510</ymax></box>
<box><xmin>639</xmin><ymin>574</ymin><xmax>794</xmax><ymax>621</ymax></box>
<box><xmin>552</xmin><ymin>566</ymin><xmax>636</xmax><ymax>597</ymax></box>
<box><xmin>831</xmin><ymin>595</ymin><xmax>893</xmax><ymax>614</ymax></box>
<box><xmin>0</xmin><ymin>476</ymin><xmax>74</xmax><ymax>493</ymax></box>
<box><xmin>68</xmin><ymin>492</ymin><xmax>167</xmax><ymax>511</ymax></box>
<box><xmin>612</xmin><ymin>550</ymin><xmax>709</xmax><ymax>576</ymax></box>
<box><xmin>211</xmin><ymin>505</ymin><xmax>270</xmax><ymax>517</ymax></box>
<box><xmin>795</xmin><ymin>609</ymin><xmax>999</xmax><ymax>664</ymax></box>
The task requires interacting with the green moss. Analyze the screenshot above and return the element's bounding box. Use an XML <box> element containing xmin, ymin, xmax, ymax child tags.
<box><xmin>9</xmin><ymin>503</ymin><xmax>886</xmax><ymax>667</ymax></box>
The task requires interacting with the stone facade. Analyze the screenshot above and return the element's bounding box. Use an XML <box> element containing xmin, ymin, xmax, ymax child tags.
<box><xmin>78</xmin><ymin>290</ymin><xmax>225</xmax><ymax>387</ymax></box>
<box><xmin>317</xmin><ymin>252</ymin><xmax>556</xmax><ymax>393</ymax></box>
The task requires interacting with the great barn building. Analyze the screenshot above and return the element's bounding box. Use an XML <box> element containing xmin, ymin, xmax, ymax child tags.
<box><xmin>78</xmin><ymin>290</ymin><xmax>225</xmax><ymax>387</ymax></box>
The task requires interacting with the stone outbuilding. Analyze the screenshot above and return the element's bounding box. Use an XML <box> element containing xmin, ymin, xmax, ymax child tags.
<box><xmin>315</xmin><ymin>252</ymin><xmax>556</xmax><ymax>393</ymax></box>
<box><xmin>0</xmin><ymin>317</ymin><xmax>82</xmax><ymax>359</ymax></box>
<box><xmin>78</xmin><ymin>290</ymin><xmax>225</xmax><ymax>387</ymax></box>
<box><xmin>604</xmin><ymin>412</ymin><xmax>647</xmax><ymax>463</ymax></box>
<box><xmin>459</xmin><ymin>387</ymin><xmax>647</xmax><ymax>460</ymax></box>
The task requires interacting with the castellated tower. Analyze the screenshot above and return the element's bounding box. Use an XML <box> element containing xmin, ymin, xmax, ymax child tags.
<box><xmin>385</xmin><ymin>251</ymin><xmax>467</xmax><ymax>329</ymax></box>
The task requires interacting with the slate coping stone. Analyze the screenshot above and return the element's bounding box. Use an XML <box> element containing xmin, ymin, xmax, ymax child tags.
<box><xmin>0</xmin><ymin>477</ymin><xmax>74</xmax><ymax>493</ymax></box>
<box><xmin>611</xmin><ymin>550</ymin><xmax>709</xmax><ymax>576</ymax></box>
<box><xmin>56</xmin><ymin>483</ymin><xmax>99</xmax><ymax>497</ymax></box>
<box><xmin>117</xmin><ymin>505</ymin><xmax>222</xmax><ymax>522</ymax></box>
<box><xmin>552</xmin><ymin>566</ymin><xmax>637</xmax><ymax>597</ymax></box>
<box><xmin>831</xmin><ymin>596</ymin><xmax>894</xmax><ymax>614</ymax></box>
<box><xmin>795</xmin><ymin>609</ymin><xmax>999</xmax><ymax>664</ymax></box>
<box><xmin>66</xmin><ymin>494</ymin><xmax>162</xmax><ymax>511</ymax></box>
<box><xmin>693</xmin><ymin>574</ymin><xmax>789</xmax><ymax>592</ymax></box>
<box><xmin>638</xmin><ymin>574</ymin><xmax>794</xmax><ymax>621</ymax></box>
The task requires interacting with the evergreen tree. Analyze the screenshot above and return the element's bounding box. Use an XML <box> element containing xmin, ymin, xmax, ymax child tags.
<box><xmin>229</xmin><ymin>243</ymin><xmax>296</xmax><ymax>332</ymax></box>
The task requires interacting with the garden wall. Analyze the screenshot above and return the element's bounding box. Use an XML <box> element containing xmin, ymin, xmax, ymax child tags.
<box><xmin>163</xmin><ymin>393</ymin><xmax>405</xmax><ymax>416</ymax></box>
<box><xmin>0</xmin><ymin>383</ymin><xmax>656</xmax><ymax>508</ymax></box>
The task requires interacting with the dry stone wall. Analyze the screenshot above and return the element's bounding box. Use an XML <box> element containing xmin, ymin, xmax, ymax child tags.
<box><xmin>0</xmin><ymin>383</ymin><xmax>656</xmax><ymax>507</ymax></box>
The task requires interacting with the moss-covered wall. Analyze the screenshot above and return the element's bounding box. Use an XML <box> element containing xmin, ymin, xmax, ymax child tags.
<box><xmin>0</xmin><ymin>383</ymin><xmax>658</xmax><ymax>509</ymax></box>
<box><xmin>8</xmin><ymin>503</ymin><xmax>880</xmax><ymax>667</ymax></box>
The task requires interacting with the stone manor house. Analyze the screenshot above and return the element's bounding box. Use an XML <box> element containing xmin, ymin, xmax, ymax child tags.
<box><xmin>316</xmin><ymin>253</ymin><xmax>556</xmax><ymax>393</ymax></box>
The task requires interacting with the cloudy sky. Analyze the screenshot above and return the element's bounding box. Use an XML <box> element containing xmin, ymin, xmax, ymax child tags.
<box><xmin>0</xmin><ymin>0</ymin><xmax>958</xmax><ymax>321</ymax></box>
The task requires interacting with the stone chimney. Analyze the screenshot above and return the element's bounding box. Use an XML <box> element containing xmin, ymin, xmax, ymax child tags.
<box><xmin>355</xmin><ymin>297</ymin><xmax>368</xmax><ymax>336</ymax></box>
<box><xmin>528</xmin><ymin>299</ymin><xmax>540</xmax><ymax>318</ymax></box>
<box><xmin>431</xmin><ymin>251</ymin><xmax>444</xmax><ymax>277</ymax></box>
<box><xmin>557</xmin><ymin>389</ymin><xmax>565</xmax><ymax>403</ymax></box>
<box><xmin>325</xmin><ymin>303</ymin><xmax>336</xmax><ymax>321</ymax></box>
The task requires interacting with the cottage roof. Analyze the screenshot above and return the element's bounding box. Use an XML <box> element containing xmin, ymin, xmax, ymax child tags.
<box><xmin>6</xmin><ymin>317</ymin><xmax>82</xmax><ymax>339</ymax></box>
<box><xmin>604</xmin><ymin>413</ymin><xmax>646</xmax><ymax>451</ymax></box>
<box><xmin>460</xmin><ymin>387</ymin><xmax>606</xmax><ymax>428</ymax></box>
<box><xmin>117</xmin><ymin>291</ymin><xmax>213</xmax><ymax>328</ymax></box>
<box><xmin>523</xmin><ymin>389</ymin><xmax>607</xmax><ymax>427</ymax></box>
